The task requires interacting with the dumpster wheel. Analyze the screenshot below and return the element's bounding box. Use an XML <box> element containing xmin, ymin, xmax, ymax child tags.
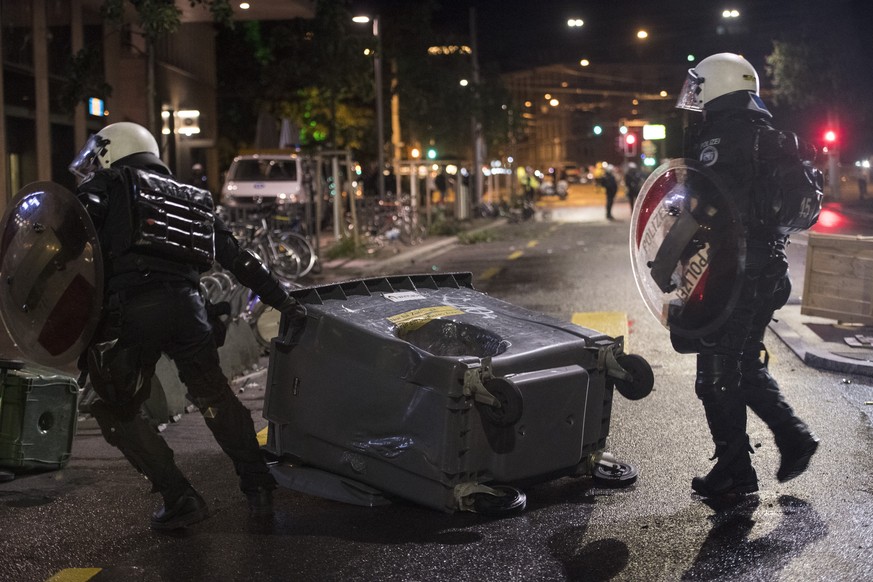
<box><xmin>592</xmin><ymin>460</ymin><xmax>639</xmax><ymax>488</ymax></box>
<box><xmin>476</xmin><ymin>377</ymin><xmax>524</xmax><ymax>427</ymax></box>
<box><xmin>470</xmin><ymin>485</ymin><xmax>527</xmax><ymax>516</ymax></box>
<box><xmin>611</xmin><ymin>354</ymin><xmax>654</xmax><ymax>401</ymax></box>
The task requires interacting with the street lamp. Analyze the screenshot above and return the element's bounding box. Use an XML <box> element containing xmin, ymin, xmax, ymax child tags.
<box><xmin>354</xmin><ymin>15</ymin><xmax>386</xmax><ymax>199</ymax></box>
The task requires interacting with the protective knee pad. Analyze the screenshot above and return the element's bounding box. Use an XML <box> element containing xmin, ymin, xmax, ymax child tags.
<box><xmin>771</xmin><ymin>274</ymin><xmax>791</xmax><ymax>311</ymax></box>
<box><xmin>90</xmin><ymin>399</ymin><xmax>128</xmax><ymax>447</ymax></box>
<box><xmin>695</xmin><ymin>353</ymin><xmax>741</xmax><ymax>400</ymax></box>
<box><xmin>187</xmin><ymin>383</ymin><xmax>239</xmax><ymax>419</ymax></box>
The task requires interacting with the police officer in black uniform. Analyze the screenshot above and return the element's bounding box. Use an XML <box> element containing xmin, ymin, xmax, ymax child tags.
<box><xmin>69</xmin><ymin>122</ymin><xmax>304</xmax><ymax>530</ymax></box>
<box><xmin>672</xmin><ymin>54</ymin><xmax>820</xmax><ymax>497</ymax></box>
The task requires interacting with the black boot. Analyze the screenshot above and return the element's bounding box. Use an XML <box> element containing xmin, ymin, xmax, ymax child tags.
<box><xmin>91</xmin><ymin>401</ymin><xmax>207</xmax><ymax>527</ymax></box>
<box><xmin>238</xmin><ymin>460</ymin><xmax>277</xmax><ymax>516</ymax></box>
<box><xmin>772</xmin><ymin>419</ymin><xmax>819</xmax><ymax>482</ymax></box>
<box><xmin>151</xmin><ymin>486</ymin><xmax>210</xmax><ymax>531</ymax></box>
<box><xmin>741</xmin><ymin>354</ymin><xmax>819</xmax><ymax>482</ymax></box>
<box><xmin>691</xmin><ymin>438</ymin><xmax>759</xmax><ymax>497</ymax></box>
<box><xmin>693</xmin><ymin>354</ymin><xmax>759</xmax><ymax>498</ymax></box>
<box><xmin>245</xmin><ymin>486</ymin><xmax>274</xmax><ymax>516</ymax></box>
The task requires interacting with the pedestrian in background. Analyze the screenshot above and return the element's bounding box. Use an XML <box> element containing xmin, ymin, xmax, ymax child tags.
<box><xmin>624</xmin><ymin>162</ymin><xmax>644</xmax><ymax>210</ymax></box>
<box><xmin>668</xmin><ymin>53</ymin><xmax>820</xmax><ymax>498</ymax></box>
<box><xmin>435</xmin><ymin>169</ymin><xmax>448</xmax><ymax>205</ymax></box>
<box><xmin>598</xmin><ymin>164</ymin><xmax>618</xmax><ymax>220</ymax></box>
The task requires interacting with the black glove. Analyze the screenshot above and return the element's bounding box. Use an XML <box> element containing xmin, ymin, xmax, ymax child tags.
<box><xmin>277</xmin><ymin>295</ymin><xmax>307</xmax><ymax>322</ymax></box>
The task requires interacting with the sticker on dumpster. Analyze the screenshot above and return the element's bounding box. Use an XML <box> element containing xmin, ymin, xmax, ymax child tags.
<box><xmin>387</xmin><ymin>306</ymin><xmax>464</xmax><ymax>331</ymax></box>
<box><xmin>384</xmin><ymin>291</ymin><xmax>426</xmax><ymax>302</ymax></box>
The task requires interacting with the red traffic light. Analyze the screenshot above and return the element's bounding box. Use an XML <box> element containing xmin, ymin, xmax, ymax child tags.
<box><xmin>625</xmin><ymin>133</ymin><xmax>636</xmax><ymax>145</ymax></box>
<box><xmin>823</xmin><ymin>129</ymin><xmax>837</xmax><ymax>143</ymax></box>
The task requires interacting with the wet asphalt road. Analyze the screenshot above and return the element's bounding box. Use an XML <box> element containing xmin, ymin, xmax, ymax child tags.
<box><xmin>1</xmin><ymin>196</ymin><xmax>871</xmax><ymax>582</ymax></box>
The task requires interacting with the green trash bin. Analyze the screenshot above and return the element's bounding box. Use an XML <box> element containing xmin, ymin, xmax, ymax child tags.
<box><xmin>0</xmin><ymin>360</ymin><xmax>79</xmax><ymax>473</ymax></box>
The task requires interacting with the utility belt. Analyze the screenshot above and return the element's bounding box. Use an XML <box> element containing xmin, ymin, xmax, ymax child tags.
<box><xmin>114</xmin><ymin>278</ymin><xmax>196</xmax><ymax>303</ymax></box>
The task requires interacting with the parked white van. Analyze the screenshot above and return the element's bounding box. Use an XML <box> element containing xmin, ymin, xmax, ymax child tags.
<box><xmin>221</xmin><ymin>153</ymin><xmax>303</xmax><ymax>211</ymax></box>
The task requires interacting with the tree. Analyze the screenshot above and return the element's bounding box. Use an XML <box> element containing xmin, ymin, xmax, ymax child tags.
<box><xmin>216</xmin><ymin>0</ymin><xmax>373</xmax><ymax>157</ymax></box>
<box><xmin>765</xmin><ymin>0</ymin><xmax>873</xmax><ymax>157</ymax></box>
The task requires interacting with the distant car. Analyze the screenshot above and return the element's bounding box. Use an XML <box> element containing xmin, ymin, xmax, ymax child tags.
<box><xmin>221</xmin><ymin>153</ymin><xmax>303</xmax><ymax>211</ymax></box>
<box><xmin>548</xmin><ymin>162</ymin><xmax>582</xmax><ymax>183</ymax></box>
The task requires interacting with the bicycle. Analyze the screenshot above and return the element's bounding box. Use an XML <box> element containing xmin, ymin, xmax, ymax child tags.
<box><xmin>350</xmin><ymin>194</ymin><xmax>427</xmax><ymax>253</ymax></box>
<box><xmin>227</xmin><ymin>213</ymin><xmax>305</xmax><ymax>282</ymax></box>
<box><xmin>271</xmin><ymin>213</ymin><xmax>320</xmax><ymax>277</ymax></box>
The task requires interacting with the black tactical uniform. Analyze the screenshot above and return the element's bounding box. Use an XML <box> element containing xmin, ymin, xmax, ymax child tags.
<box><xmin>677</xmin><ymin>90</ymin><xmax>819</xmax><ymax>497</ymax></box>
<box><xmin>77</xmin><ymin>151</ymin><xmax>299</xmax><ymax>529</ymax></box>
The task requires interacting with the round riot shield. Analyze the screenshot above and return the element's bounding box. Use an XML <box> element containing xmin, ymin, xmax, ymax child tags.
<box><xmin>0</xmin><ymin>182</ymin><xmax>103</xmax><ymax>367</ymax></box>
<box><xmin>629</xmin><ymin>159</ymin><xmax>745</xmax><ymax>338</ymax></box>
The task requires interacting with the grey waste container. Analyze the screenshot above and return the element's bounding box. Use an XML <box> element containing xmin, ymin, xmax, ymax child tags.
<box><xmin>263</xmin><ymin>273</ymin><xmax>651</xmax><ymax>514</ymax></box>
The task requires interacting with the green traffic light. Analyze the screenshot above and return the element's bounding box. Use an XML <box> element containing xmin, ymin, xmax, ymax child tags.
<box><xmin>593</xmin><ymin>125</ymin><xmax>603</xmax><ymax>136</ymax></box>
<box><xmin>427</xmin><ymin>148</ymin><xmax>437</xmax><ymax>159</ymax></box>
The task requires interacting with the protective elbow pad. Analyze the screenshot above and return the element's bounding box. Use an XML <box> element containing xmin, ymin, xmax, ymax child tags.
<box><xmin>232</xmin><ymin>249</ymin><xmax>288</xmax><ymax>308</ymax></box>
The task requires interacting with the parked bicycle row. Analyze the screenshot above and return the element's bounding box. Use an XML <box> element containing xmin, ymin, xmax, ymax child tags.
<box><xmin>218</xmin><ymin>192</ymin><xmax>432</xmax><ymax>275</ymax></box>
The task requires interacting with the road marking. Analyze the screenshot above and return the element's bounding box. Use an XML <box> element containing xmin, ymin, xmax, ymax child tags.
<box><xmin>257</xmin><ymin>426</ymin><xmax>268</xmax><ymax>446</ymax></box>
<box><xmin>572</xmin><ymin>311</ymin><xmax>629</xmax><ymax>350</ymax></box>
<box><xmin>508</xmin><ymin>250</ymin><xmax>524</xmax><ymax>260</ymax></box>
<box><xmin>527</xmin><ymin>240</ymin><xmax>538</xmax><ymax>248</ymax></box>
<box><xmin>480</xmin><ymin>266</ymin><xmax>502</xmax><ymax>280</ymax></box>
<box><xmin>46</xmin><ymin>569</ymin><xmax>102</xmax><ymax>582</ymax></box>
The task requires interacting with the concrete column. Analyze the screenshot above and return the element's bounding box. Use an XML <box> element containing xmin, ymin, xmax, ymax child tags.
<box><xmin>33</xmin><ymin>0</ymin><xmax>51</xmax><ymax>181</ymax></box>
<box><xmin>71</xmin><ymin>0</ymin><xmax>87</xmax><ymax>150</ymax></box>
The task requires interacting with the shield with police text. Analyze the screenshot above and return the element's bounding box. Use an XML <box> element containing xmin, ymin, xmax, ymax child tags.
<box><xmin>629</xmin><ymin>159</ymin><xmax>745</xmax><ymax>338</ymax></box>
<box><xmin>0</xmin><ymin>182</ymin><xmax>103</xmax><ymax>367</ymax></box>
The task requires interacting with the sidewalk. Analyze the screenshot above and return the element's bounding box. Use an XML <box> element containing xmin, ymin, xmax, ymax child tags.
<box><xmin>770</xmin><ymin>301</ymin><xmax>873</xmax><ymax>378</ymax></box>
<box><xmin>306</xmin><ymin>216</ymin><xmax>508</xmax><ymax>283</ymax></box>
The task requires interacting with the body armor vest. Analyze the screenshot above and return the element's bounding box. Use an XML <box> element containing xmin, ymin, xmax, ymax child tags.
<box><xmin>124</xmin><ymin>167</ymin><xmax>215</xmax><ymax>270</ymax></box>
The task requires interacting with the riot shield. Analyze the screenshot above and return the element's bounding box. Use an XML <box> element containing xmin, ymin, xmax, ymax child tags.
<box><xmin>0</xmin><ymin>182</ymin><xmax>103</xmax><ymax>367</ymax></box>
<box><xmin>629</xmin><ymin>159</ymin><xmax>745</xmax><ymax>338</ymax></box>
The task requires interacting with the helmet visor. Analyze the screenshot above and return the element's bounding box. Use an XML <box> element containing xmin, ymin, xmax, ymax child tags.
<box><xmin>68</xmin><ymin>134</ymin><xmax>109</xmax><ymax>181</ymax></box>
<box><xmin>675</xmin><ymin>69</ymin><xmax>703</xmax><ymax>111</ymax></box>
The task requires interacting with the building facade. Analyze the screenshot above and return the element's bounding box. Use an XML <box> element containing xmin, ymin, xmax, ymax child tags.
<box><xmin>502</xmin><ymin>61</ymin><xmax>688</xmax><ymax>173</ymax></box>
<box><xmin>0</xmin><ymin>0</ymin><xmax>314</xmax><ymax>215</ymax></box>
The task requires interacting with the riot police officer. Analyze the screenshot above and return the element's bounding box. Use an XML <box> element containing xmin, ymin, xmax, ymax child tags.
<box><xmin>69</xmin><ymin>122</ymin><xmax>304</xmax><ymax>530</ymax></box>
<box><xmin>673</xmin><ymin>54</ymin><xmax>820</xmax><ymax>497</ymax></box>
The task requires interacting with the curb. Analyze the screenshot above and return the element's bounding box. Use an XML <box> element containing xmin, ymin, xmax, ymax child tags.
<box><xmin>318</xmin><ymin>218</ymin><xmax>508</xmax><ymax>277</ymax></box>
<box><xmin>770</xmin><ymin>319</ymin><xmax>873</xmax><ymax>377</ymax></box>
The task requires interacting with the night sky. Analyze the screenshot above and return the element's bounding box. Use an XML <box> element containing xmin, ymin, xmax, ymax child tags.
<box><xmin>428</xmin><ymin>0</ymin><xmax>873</xmax><ymax>74</ymax></box>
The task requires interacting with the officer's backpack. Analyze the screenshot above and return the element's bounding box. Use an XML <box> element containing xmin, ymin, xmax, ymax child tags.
<box><xmin>124</xmin><ymin>167</ymin><xmax>216</xmax><ymax>269</ymax></box>
<box><xmin>753</xmin><ymin>129</ymin><xmax>824</xmax><ymax>234</ymax></box>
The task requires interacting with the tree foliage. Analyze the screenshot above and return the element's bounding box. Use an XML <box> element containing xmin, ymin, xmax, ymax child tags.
<box><xmin>101</xmin><ymin>0</ymin><xmax>234</xmax><ymax>40</ymax></box>
<box><xmin>764</xmin><ymin>0</ymin><xmax>873</xmax><ymax>154</ymax></box>
<box><xmin>59</xmin><ymin>46</ymin><xmax>113</xmax><ymax>113</ymax></box>
<box><xmin>217</xmin><ymin>0</ymin><xmax>373</xmax><ymax>155</ymax></box>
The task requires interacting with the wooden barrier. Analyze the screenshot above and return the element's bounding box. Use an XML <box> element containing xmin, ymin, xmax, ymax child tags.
<box><xmin>802</xmin><ymin>232</ymin><xmax>873</xmax><ymax>324</ymax></box>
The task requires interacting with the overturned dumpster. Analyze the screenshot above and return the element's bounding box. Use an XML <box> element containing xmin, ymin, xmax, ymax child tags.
<box><xmin>263</xmin><ymin>273</ymin><xmax>653</xmax><ymax>515</ymax></box>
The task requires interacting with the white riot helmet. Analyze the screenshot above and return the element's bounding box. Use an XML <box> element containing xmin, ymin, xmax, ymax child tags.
<box><xmin>676</xmin><ymin>53</ymin><xmax>759</xmax><ymax>112</ymax></box>
<box><xmin>69</xmin><ymin>122</ymin><xmax>160</xmax><ymax>180</ymax></box>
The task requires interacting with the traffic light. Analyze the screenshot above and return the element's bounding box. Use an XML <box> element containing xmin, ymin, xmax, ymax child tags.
<box><xmin>823</xmin><ymin>129</ymin><xmax>837</xmax><ymax>144</ymax></box>
<box><xmin>592</xmin><ymin>124</ymin><xmax>603</xmax><ymax>136</ymax></box>
<box><xmin>623</xmin><ymin>132</ymin><xmax>638</xmax><ymax>157</ymax></box>
<box><xmin>426</xmin><ymin>147</ymin><xmax>438</xmax><ymax>160</ymax></box>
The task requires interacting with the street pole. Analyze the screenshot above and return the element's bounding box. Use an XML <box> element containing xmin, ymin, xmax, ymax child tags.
<box><xmin>470</xmin><ymin>7</ymin><xmax>484</xmax><ymax>214</ymax></box>
<box><xmin>827</xmin><ymin>110</ymin><xmax>841</xmax><ymax>200</ymax></box>
<box><xmin>373</xmin><ymin>16</ymin><xmax>386</xmax><ymax>200</ymax></box>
